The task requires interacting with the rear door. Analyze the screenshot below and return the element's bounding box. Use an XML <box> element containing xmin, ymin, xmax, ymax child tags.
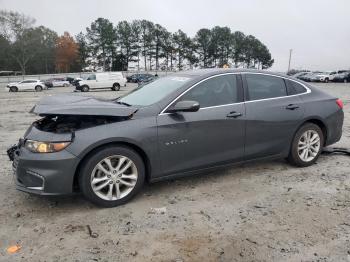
<box><xmin>243</xmin><ymin>73</ymin><xmax>305</xmax><ymax>159</ymax></box>
<box><xmin>20</xmin><ymin>80</ymin><xmax>34</xmax><ymax>90</ymax></box>
<box><xmin>156</xmin><ymin>73</ymin><xmax>246</xmax><ymax>177</ymax></box>
<box><xmin>17</xmin><ymin>81</ymin><xmax>27</xmax><ymax>90</ymax></box>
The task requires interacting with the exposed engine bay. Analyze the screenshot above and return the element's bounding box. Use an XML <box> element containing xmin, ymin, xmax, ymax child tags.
<box><xmin>33</xmin><ymin>115</ymin><xmax>128</xmax><ymax>133</ymax></box>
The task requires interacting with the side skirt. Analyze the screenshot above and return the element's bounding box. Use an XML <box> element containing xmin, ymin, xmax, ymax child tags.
<box><xmin>149</xmin><ymin>153</ymin><xmax>285</xmax><ymax>183</ymax></box>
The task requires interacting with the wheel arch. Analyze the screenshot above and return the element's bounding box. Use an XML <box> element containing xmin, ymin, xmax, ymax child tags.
<box><xmin>72</xmin><ymin>141</ymin><xmax>151</xmax><ymax>192</ymax></box>
<box><xmin>296</xmin><ymin>118</ymin><xmax>328</xmax><ymax>146</ymax></box>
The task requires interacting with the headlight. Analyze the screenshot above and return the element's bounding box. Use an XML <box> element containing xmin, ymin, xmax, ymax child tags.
<box><xmin>25</xmin><ymin>140</ymin><xmax>71</xmax><ymax>153</ymax></box>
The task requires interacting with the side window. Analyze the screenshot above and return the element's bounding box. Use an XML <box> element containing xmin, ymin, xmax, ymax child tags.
<box><xmin>21</xmin><ymin>80</ymin><xmax>30</xmax><ymax>83</ymax></box>
<box><xmin>178</xmin><ymin>75</ymin><xmax>240</xmax><ymax>108</ymax></box>
<box><xmin>87</xmin><ymin>74</ymin><xmax>96</xmax><ymax>80</ymax></box>
<box><xmin>246</xmin><ymin>74</ymin><xmax>287</xmax><ymax>101</ymax></box>
<box><xmin>285</xmin><ymin>80</ymin><xmax>307</xmax><ymax>95</ymax></box>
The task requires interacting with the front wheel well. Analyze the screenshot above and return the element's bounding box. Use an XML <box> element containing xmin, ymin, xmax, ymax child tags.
<box><xmin>72</xmin><ymin>141</ymin><xmax>151</xmax><ymax>192</ymax></box>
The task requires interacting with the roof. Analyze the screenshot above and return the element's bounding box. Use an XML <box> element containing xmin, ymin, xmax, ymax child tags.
<box><xmin>174</xmin><ymin>68</ymin><xmax>290</xmax><ymax>79</ymax></box>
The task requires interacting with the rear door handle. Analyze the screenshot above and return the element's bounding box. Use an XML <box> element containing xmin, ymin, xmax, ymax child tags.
<box><xmin>226</xmin><ymin>111</ymin><xmax>242</xmax><ymax>118</ymax></box>
<box><xmin>285</xmin><ymin>104</ymin><xmax>299</xmax><ymax>110</ymax></box>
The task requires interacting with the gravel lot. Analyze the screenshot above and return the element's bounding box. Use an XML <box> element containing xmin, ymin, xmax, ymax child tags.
<box><xmin>0</xmin><ymin>82</ymin><xmax>349</xmax><ymax>262</ymax></box>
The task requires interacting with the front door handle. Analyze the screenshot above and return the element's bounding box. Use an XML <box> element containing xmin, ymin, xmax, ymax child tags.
<box><xmin>227</xmin><ymin>111</ymin><xmax>242</xmax><ymax>118</ymax></box>
<box><xmin>285</xmin><ymin>104</ymin><xmax>299</xmax><ymax>110</ymax></box>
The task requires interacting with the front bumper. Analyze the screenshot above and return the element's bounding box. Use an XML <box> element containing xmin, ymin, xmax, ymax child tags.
<box><xmin>8</xmin><ymin>141</ymin><xmax>79</xmax><ymax>195</ymax></box>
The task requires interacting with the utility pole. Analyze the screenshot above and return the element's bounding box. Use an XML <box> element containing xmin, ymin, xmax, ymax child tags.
<box><xmin>287</xmin><ymin>49</ymin><xmax>293</xmax><ymax>73</ymax></box>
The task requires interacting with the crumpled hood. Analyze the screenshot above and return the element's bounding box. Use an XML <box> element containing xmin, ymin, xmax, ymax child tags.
<box><xmin>30</xmin><ymin>94</ymin><xmax>138</xmax><ymax>117</ymax></box>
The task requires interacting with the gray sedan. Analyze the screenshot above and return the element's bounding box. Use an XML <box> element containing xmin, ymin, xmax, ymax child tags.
<box><xmin>8</xmin><ymin>69</ymin><xmax>344</xmax><ymax>207</ymax></box>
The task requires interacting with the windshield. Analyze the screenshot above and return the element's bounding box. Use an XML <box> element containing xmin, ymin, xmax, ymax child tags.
<box><xmin>117</xmin><ymin>76</ymin><xmax>192</xmax><ymax>106</ymax></box>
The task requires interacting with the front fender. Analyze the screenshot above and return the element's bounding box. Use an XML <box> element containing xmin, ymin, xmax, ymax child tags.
<box><xmin>65</xmin><ymin>117</ymin><xmax>161</xmax><ymax>177</ymax></box>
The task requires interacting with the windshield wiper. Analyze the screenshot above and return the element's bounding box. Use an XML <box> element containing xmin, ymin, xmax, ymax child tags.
<box><xmin>115</xmin><ymin>101</ymin><xmax>132</xmax><ymax>107</ymax></box>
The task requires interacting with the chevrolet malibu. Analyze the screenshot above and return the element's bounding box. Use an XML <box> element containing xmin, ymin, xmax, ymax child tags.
<box><xmin>7</xmin><ymin>69</ymin><xmax>344</xmax><ymax>207</ymax></box>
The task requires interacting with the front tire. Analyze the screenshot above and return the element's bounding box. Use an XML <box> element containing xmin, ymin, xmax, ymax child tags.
<box><xmin>35</xmin><ymin>85</ymin><xmax>43</xmax><ymax>92</ymax></box>
<box><xmin>288</xmin><ymin>123</ymin><xmax>324</xmax><ymax>167</ymax></box>
<box><xmin>112</xmin><ymin>83</ymin><xmax>120</xmax><ymax>91</ymax></box>
<box><xmin>79</xmin><ymin>146</ymin><xmax>145</xmax><ymax>207</ymax></box>
<box><xmin>81</xmin><ymin>85</ymin><xmax>89</xmax><ymax>92</ymax></box>
<box><xmin>9</xmin><ymin>86</ymin><xmax>18</xmax><ymax>92</ymax></box>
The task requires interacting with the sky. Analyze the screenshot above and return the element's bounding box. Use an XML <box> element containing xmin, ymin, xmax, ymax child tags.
<box><xmin>1</xmin><ymin>0</ymin><xmax>349</xmax><ymax>72</ymax></box>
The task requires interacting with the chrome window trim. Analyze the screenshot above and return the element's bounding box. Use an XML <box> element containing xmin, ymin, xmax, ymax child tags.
<box><xmin>242</xmin><ymin>72</ymin><xmax>311</xmax><ymax>104</ymax></box>
<box><xmin>159</xmin><ymin>72</ymin><xmax>311</xmax><ymax>115</ymax></box>
<box><xmin>159</xmin><ymin>72</ymin><xmax>241</xmax><ymax>115</ymax></box>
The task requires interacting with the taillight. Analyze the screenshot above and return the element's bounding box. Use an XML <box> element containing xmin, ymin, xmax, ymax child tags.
<box><xmin>336</xmin><ymin>99</ymin><xmax>343</xmax><ymax>109</ymax></box>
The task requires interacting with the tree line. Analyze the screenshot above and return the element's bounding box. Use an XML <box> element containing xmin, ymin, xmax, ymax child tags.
<box><xmin>0</xmin><ymin>10</ymin><xmax>274</xmax><ymax>75</ymax></box>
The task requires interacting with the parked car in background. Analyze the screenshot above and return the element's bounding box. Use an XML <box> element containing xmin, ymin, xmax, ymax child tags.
<box><xmin>0</xmin><ymin>71</ymin><xmax>22</xmax><ymax>76</ymax></box>
<box><xmin>332</xmin><ymin>72</ymin><xmax>350</xmax><ymax>83</ymax></box>
<box><xmin>137</xmin><ymin>74</ymin><xmax>157</xmax><ymax>86</ymax></box>
<box><xmin>44</xmin><ymin>78</ymin><xmax>70</xmax><ymax>88</ymax></box>
<box><xmin>75</xmin><ymin>72</ymin><xmax>127</xmax><ymax>92</ymax></box>
<box><xmin>313</xmin><ymin>72</ymin><xmax>336</xmax><ymax>83</ymax></box>
<box><xmin>292</xmin><ymin>72</ymin><xmax>309</xmax><ymax>79</ymax></box>
<box><xmin>298</xmin><ymin>72</ymin><xmax>317</xmax><ymax>82</ymax></box>
<box><xmin>6</xmin><ymin>79</ymin><xmax>46</xmax><ymax>92</ymax></box>
<box><xmin>127</xmin><ymin>73</ymin><xmax>154</xmax><ymax>83</ymax></box>
<box><xmin>7</xmin><ymin>69</ymin><xmax>344</xmax><ymax>207</ymax></box>
<box><xmin>65</xmin><ymin>77</ymin><xmax>75</xmax><ymax>84</ymax></box>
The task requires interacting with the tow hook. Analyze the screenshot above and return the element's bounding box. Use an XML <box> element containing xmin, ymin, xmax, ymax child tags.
<box><xmin>7</xmin><ymin>145</ymin><xmax>18</xmax><ymax>161</ymax></box>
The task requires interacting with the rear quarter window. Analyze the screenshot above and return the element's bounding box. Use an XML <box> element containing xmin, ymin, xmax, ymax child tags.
<box><xmin>286</xmin><ymin>80</ymin><xmax>307</xmax><ymax>95</ymax></box>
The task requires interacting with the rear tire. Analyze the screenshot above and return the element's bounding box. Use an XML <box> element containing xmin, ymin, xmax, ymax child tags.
<box><xmin>288</xmin><ymin>123</ymin><xmax>324</xmax><ymax>167</ymax></box>
<box><xmin>35</xmin><ymin>85</ymin><xmax>43</xmax><ymax>92</ymax></box>
<box><xmin>324</xmin><ymin>78</ymin><xmax>329</xmax><ymax>83</ymax></box>
<box><xmin>9</xmin><ymin>86</ymin><xmax>18</xmax><ymax>92</ymax></box>
<box><xmin>112</xmin><ymin>83</ymin><xmax>120</xmax><ymax>91</ymax></box>
<box><xmin>79</xmin><ymin>146</ymin><xmax>145</xmax><ymax>207</ymax></box>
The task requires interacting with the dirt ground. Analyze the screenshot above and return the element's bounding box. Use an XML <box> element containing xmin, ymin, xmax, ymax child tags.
<box><xmin>0</xmin><ymin>82</ymin><xmax>349</xmax><ymax>262</ymax></box>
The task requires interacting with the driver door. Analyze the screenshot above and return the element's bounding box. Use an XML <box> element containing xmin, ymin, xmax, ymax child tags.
<box><xmin>156</xmin><ymin>74</ymin><xmax>246</xmax><ymax>177</ymax></box>
<box><xmin>18</xmin><ymin>80</ymin><xmax>31</xmax><ymax>90</ymax></box>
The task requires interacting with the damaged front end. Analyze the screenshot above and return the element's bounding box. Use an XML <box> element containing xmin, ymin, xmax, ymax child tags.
<box><xmin>8</xmin><ymin>94</ymin><xmax>139</xmax><ymax>195</ymax></box>
<box><xmin>32</xmin><ymin>114</ymin><xmax>130</xmax><ymax>134</ymax></box>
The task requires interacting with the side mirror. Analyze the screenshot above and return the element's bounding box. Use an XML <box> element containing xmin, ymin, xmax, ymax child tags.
<box><xmin>167</xmin><ymin>100</ymin><xmax>200</xmax><ymax>113</ymax></box>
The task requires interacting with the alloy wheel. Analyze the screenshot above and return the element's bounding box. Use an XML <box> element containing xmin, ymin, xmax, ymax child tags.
<box><xmin>90</xmin><ymin>155</ymin><xmax>138</xmax><ymax>201</ymax></box>
<box><xmin>297</xmin><ymin>130</ymin><xmax>321</xmax><ymax>162</ymax></box>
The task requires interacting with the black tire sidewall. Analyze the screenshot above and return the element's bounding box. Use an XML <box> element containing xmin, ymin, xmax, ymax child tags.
<box><xmin>79</xmin><ymin>146</ymin><xmax>145</xmax><ymax>207</ymax></box>
<box><xmin>35</xmin><ymin>86</ymin><xmax>42</xmax><ymax>92</ymax></box>
<box><xmin>82</xmin><ymin>86</ymin><xmax>89</xmax><ymax>92</ymax></box>
<box><xmin>10</xmin><ymin>86</ymin><xmax>18</xmax><ymax>92</ymax></box>
<box><xmin>113</xmin><ymin>83</ymin><xmax>120</xmax><ymax>91</ymax></box>
<box><xmin>288</xmin><ymin>123</ymin><xmax>324</xmax><ymax>167</ymax></box>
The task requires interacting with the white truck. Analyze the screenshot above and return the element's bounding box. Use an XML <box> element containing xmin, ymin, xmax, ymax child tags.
<box><xmin>76</xmin><ymin>72</ymin><xmax>127</xmax><ymax>92</ymax></box>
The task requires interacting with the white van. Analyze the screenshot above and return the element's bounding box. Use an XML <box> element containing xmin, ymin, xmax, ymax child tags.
<box><xmin>76</xmin><ymin>72</ymin><xmax>127</xmax><ymax>92</ymax></box>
